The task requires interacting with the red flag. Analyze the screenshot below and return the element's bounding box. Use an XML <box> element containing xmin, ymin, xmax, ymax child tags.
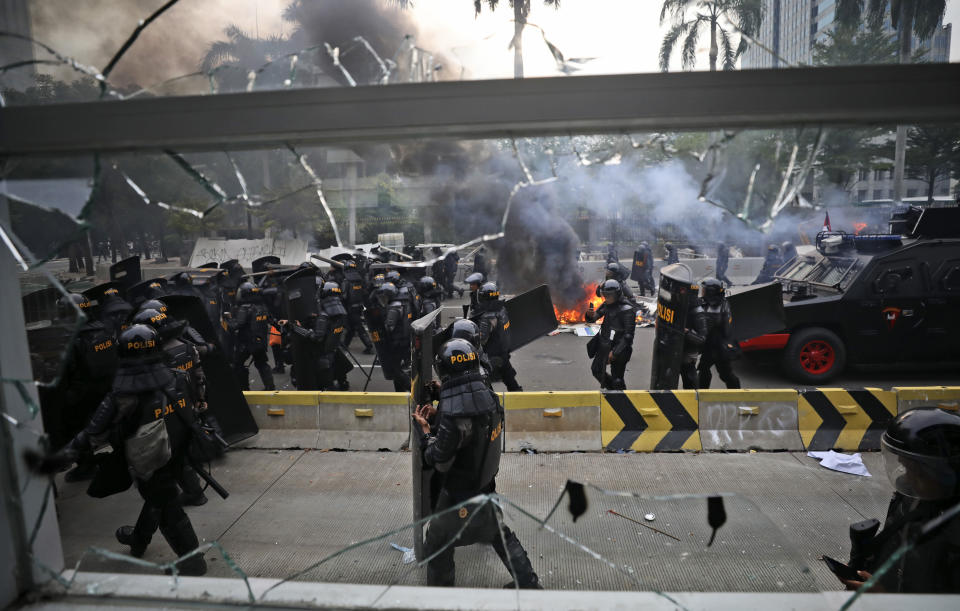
<box><xmin>822</xmin><ymin>211</ymin><xmax>832</xmax><ymax>232</ymax></box>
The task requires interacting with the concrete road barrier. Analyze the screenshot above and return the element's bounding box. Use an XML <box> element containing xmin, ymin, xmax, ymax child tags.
<box><xmin>799</xmin><ymin>388</ymin><xmax>897</xmax><ymax>451</ymax></box>
<box><xmin>601</xmin><ymin>390</ymin><xmax>700</xmax><ymax>452</ymax></box>
<box><xmin>315</xmin><ymin>392</ymin><xmax>410</xmax><ymax>451</ymax></box>
<box><xmin>698</xmin><ymin>389</ymin><xmax>802</xmax><ymax>451</ymax></box>
<box><xmin>502</xmin><ymin>391</ymin><xmax>602</xmax><ymax>452</ymax></box>
<box><xmin>245</xmin><ymin>391</ymin><xmax>320</xmax><ymax>429</ymax></box>
<box><xmin>894</xmin><ymin>386</ymin><xmax>960</xmax><ymax>413</ymax></box>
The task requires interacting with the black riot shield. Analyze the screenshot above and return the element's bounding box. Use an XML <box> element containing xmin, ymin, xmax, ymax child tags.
<box><xmin>630</xmin><ymin>249</ymin><xmax>646</xmax><ymax>282</ymax></box>
<box><xmin>410</xmin><ymin>307</ymin><xmax>443</xmax><ymax>561</ymax></box>
<box><xmin>501</xmin><ymin>284</ymin><xmax>559</xmax><ymax>352</ymax></box>
<box><xmin>726</xmin><ymin>282</ymin><xmax>786</xmax><ymax>341</ymax></box>
<box><xmin>161</xmin><ymin>294</ymin><xmax>258</xmax><ymax>445</ymax></box>
<box><xmin>650</xmin><ymin>263</ymin><xmax>696</xmax><ymax>390</ymax></box>
<box><xmin>252</xmin><ymin>256</ymin><xmax>281</xmax><ymax>274</ymax></box>
<box><xmin>110</xmin><ymin>256</ymin><xmax>142</xmax><ymax>291</ymax></box>
<box><xmin>82</xmin><ymin>281</ymin><xmax>125</xmax><ymax>319</ymax></box>
<box><xmin>127</xmin><ymin>277</ymin><xmax>168</xmax><ymax>308</ymax></box>
<box><xmin>284</xmin><ymin>268</ymin><xmax>320</xmax><ymax>390</ymax></box>
<box><xmin>199</xmin><ymin>262</ymin><xmax>219</xmax><ymax>269</ymax></box>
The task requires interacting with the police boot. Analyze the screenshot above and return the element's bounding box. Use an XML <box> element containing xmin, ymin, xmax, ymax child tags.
<box><xmin>160</xmin><ymin>517</ymin><xmax>207</xmax><ymax>576</ymax></box>
<box><xmin>259</xmin><ymin>366</ymin><xmax>276</xmax><ymax>391</ymax></box>
<box><xmin>495</xmin><ymin>528</ymin><xmax>541</xmax><ymax>589</ymax></box>
<box><xmin>116</xmin><ymin>525</ymin><xmax>151</xmax><ymax>558</ymax></box>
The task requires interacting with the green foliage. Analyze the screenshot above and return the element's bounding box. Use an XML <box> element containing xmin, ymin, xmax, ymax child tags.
<box><xmin>659</xmin><ymin>0</ymin><xmax>765</xmax><ymax>72</ymax></box>
<box><xmin>905</xmin><ymin>125</ymin><xmax>960</xmax><ymax>201</ymax></box>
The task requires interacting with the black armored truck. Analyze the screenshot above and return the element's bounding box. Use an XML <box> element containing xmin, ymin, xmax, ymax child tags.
<box><xmin>739</xmin><ymin>205</ymin><xmax>960</xmax><ymax>383</ymax></box>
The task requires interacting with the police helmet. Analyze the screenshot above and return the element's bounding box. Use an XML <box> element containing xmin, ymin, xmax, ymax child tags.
<box><xmin>297</xmin><ymin>261</ymin><xmax>315</xmax><ymax>271</ymax></box>
<box><xmin>605</xmin><ymin>262</ymin><xmax>621</xmax><ymax>279</ymax></box>
<box><xmin>599</xmin><ymin>279</ymin><xmax>622</xmax><ymax>303</ymax></box>
<box><xmin>417</xmin><ymin>276</ymin><xmax>439</xmax><ymax>295</ymax></box>
<box><xmin>664</xmin><ymin>242</ymin><xmax>673</xmax><ymax>249</ymax></box>
<box><xmin>700</xmin><ymin>278</ymin><xmax>725</xmax><ymax>307</ymax></box>
<box><xmin>434</xmin><ymin>338</ymin><xmax>480</xmax><ymax>380</ymax></box>
<box><xmin>118</xmin><ymin>324</ymin><xmax>163</xmax><ymax>362</ymax></box>
<box><xmin>132</xmin><ymin>307</ymin><xmax>182</xmax><ymax>342</ymax></box>
<box><xmin>371</xmin><ymin>273</ymin><xmax>386</xmax><ymax>289</ymax></box>
<box><xmin>321</xmin><ymin>281</ymin><xmax>343</xmax><ymax>299</ymax></box>
<box><xmin>478</xmin><ymin>282</ymin><xmax>500</xmax><ymax>302</ymax></box>
<box><xmin>344</xmin><ymin>260</ymin><xmax>357</xmax><ymax>270</ymax></box>
<box><xmin>882</xmin><ymin>407</ymin><xmax>960</xmax><ymax>500</ymax></box>
<box><xmin>767</xmin><ymin>243</ymin><xmax>779</xmax><ymax>252</ymax></box>
<box><xmin>465</xmin><ymin>272</ymin><xmax>485</xmax><ymax>288</ymax></box>
<box><xmin>781</xmin><ymin>241</ymin><xmax>793</xmax><ymax>251</ymax></box>
<box><xmin>450</xmin><ymin>319</ymin><xmax>481</xmax><ymax>348</ymax></box>
<box><xmin>57</xmin><ymin>293</ymin><xmax>92</xmax><ymax>319</ymax></box>
<box><xmin>238</xmin><ymin>281</ymin><xmax>260</xmax><ymax>303</ymax></box>
<box><xmin>140</xmin><ymin>299</ymin><xmax>168</xmax><ymax>314</ymax></box>
<box><xmin>375</xmin><ymin>282</ymin><xmax>398</xmax><ymax>307</ymax></box>
<box><xmin>385</xmin><ymin>271</ymin><xmax>401</xmax><ymax>284</ymax></box>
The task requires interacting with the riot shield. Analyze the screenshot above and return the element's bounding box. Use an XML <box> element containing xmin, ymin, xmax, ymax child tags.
<box><xmin>726</xmin><ymin>282</ymin><xmax>786</xmax><ymax>341</ymax></box>
<box><xmin>161</xmin><ymin>294</ymin><xmax>259</xmax><ymax>445</ymax></box>
<box><xmin>284</xmin><ymin>268</ymin><xmax>320</xmax><ymax>390</ymax></box>
<box><xmin>127</xmin><ymin>277</ymin><xmax>168</xmax><ymax>309</ymax></box>
<box><xmin>110</xmin><ymin>256</ymin><xmax>142</xmax><ymax>291</ymax></box>
<box><xmin>630</xmin><ymin>249</ymin><xmax>646</xmax><ymax>282</ymax></box>
<box><xmin>198</xmin><ymin>262</ymin><xmax>219</xmax><ymax>269</ymax></box>
<box><xmin>502</xmin><ymin>284</ymin><xmax>559</xmax><ymax>352</ymax></box>
<box><xmin>252</xmin><ymin>255</ymin><xmax>281</xmax><ymax>273</ymax></box>
<box><xmin>650</xmin><ymin>263</ymin><xmax>695</xmax><ymax>390</ymax></box>
<box><xmin>82</xmin><ymin>281</ymin><xmax>125</xmax><ymax>319</ymax></box>
<box><xmin>410</xmin><ymin>307</ymin><xmax>443</xmax><ymax>560</ymax></box>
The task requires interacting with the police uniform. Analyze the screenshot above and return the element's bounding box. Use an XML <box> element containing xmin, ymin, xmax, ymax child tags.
<box><xmin>229</xmin><ymin>284</ymin><xmax>276</xmax><ymax>391</ymax></box>
<box><xmin>585</xmin><ymin>280</ymin><xmax>636</xmax><ymax>390</ymax></box>
<box><xmin>715</xmin><ymin>243</ymin><xmax>732</xmax><ymax>286</ymax></box>
<box><xmin>416</xmin><ymin>339</ymin><xmax>540</xmax><ymax>588</ymax></box>
<box><xmin>341</xmin><ymin>265</ymin><xmax>374</xmax><ymax>353</ymax></box>
<box><xmin>680</xmin><ymin>299</ymin><xmax>707</xmax><ymax>389</ymax></box>
<box><xmin>380</xmin><ymin>282</ymin><xmax>412</xmax><ymax>392</ymax></box>
<box><xmin>289</xmin><ymin>284</ymin><xmax>347</xmax><ymax>390</ymax></box>
<box><xmin>696</xmin><ymin>280</ymin><xmax>740</xmax><ymax>389</ymax></box>
<box><xmin>61</xmin><ymin>325</ymin><xmax>208</xmax><ymax>576</ymax></box>
<box><xmin>476</xmin><ymin>284</ymin><xmax>521</xmax><ymax>392</ymax></box>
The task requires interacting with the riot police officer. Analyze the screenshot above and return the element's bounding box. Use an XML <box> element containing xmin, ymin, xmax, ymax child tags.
<box><xmin>417</xmin><ymin>276</ymin><xmax>442</xmax><ymax>329</ymax></box>
<box><xmin>632</xmin><ymin>241</ymin><xmax>655</xmax><ymax>296</ymax></box>
<box><xmin>288</xmin><ymin>282</ymin><xmax>347</xmax><ymax>390</ymax></box>
<box><xmin>227</xmin><ymin>282</ymin><xmax>275</xmax><ymax>391</ymax></box>
<box><xmin>40</xmin><ymin>293</ymin><xmax>119</xmax><ymax>482</ymax></box>
<box><xmin>442</xmin><ymin>249</ymin><xmax>463</xmax><ymax>298</ymax></box>
<box><xmin>377</xmin><ymin>282</ymin><xmax>412</xmax><ymax>392</ymax></box>
<box><xmin>48</xmin><ymin>325</ymin><xmax>208</xmax><ymax>575</ymax></box>
<box><xmin>132</xmin><ymin>307</ymin><xmax>210</xmax><ymax>506</ymax></box>
<box><xmin>664</xmin><ymin>242</ymin><xmax>679</xmax><ymax>265</ymax></box>
<box><xmin>680</xmin><ymin>294</ymin><xmax>707</xmax><ymax>389</ymax></box>
<box><xmin>840</xmin><ymin>408</ymin><xmax>960</xmax><ymax>593</ymax></box>
<box><xmin>602</xmin><ymin>262</ymin><xmax>638</xmax><ymax>308</ymax></box>
<box><xmin>341</xmin><ymin>260</ymin><xmax>374</xmax><ymax>354</ymax></box>
<box><xmin>752</xmin><ymin>244</ymin><xmax>782</xmax><ymax>284</ymax></box>
<box><xmin>99</xmin><ymin>286</ymin><xmax>133</xmax><ymax>337</ymax></box>
<box><xmin>450</xmin><ymin>318</ymin><xmax>493</xmax><ymax>383</ymax></box>
<box><xmin>715</xmin><ymin>242</ymin><xmax>732</xmax><ymax>286</ymax></box>
<box><xmin>473</xmin><ymin>246</ymin><xmax>488</xmax><ymax>277</ymax></box>
<box><xmin>386</xmin><ymin>270</ymin><xmax>421</xmax><ymax>318</ymax></box>
<box><xmin>584</xmin><ymin>279</ymin><xmax>635</xmax><ymax>390</ymax></box>
<box><xmin>465</xmin><ymin>272</ymin><xmax>485</xmax><ymax>316</ymax></box>
<box><xmin>696</xmin><ymin>279</ymin><xmax>741</xmax><ymax>389</ymax></box>
<box><xmin>476</xmin><ymin>282</ymin><xmax>521</xmax><ymax>391</ymax></box>
<box><xmin>411</xmin><ymin>338</ymin><xmax>540</xmax><ymax>588</ymax></box>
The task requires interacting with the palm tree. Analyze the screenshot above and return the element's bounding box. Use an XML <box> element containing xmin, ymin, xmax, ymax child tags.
<box><xmin>201</xmin><ymin>25</ymin><xmax>295</xmax><ymax>92</ymax></box>
<box><xmin>659</xmin><ymin>0</ymin><xmax>765</xmax><ymax>72</ymax></box>
<box><xmin>835</xmin><ymin>1</ymin><xmax>948</xmax><ymax>202</ymax></box>
<box><xmin>473</xmin><ymin>1</ymin><xmax>561</xmax><ymax>78</ymax></box>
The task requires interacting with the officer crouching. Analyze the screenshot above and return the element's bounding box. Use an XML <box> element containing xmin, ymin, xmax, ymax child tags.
<box><xmin>411</xmin><ymin>339</ymin><xmax>541</xmax><ymax>588</ymax></box>
<box><xmin>838</xmin><ymin>407</ymin><xmax>960</xmax><ymax>593</ymax></box>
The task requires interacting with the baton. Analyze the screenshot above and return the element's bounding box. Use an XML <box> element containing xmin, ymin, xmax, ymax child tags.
<box><xmin>190</xmin><ymin>461</ymin><xmax>229</xmax><ymax>500</ymax></box>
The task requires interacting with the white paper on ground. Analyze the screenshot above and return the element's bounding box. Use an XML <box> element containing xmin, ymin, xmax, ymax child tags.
<box><xmin>574</xmin><ymin>326</ymin><xmax>600</xmax><ymax>337</ymax></box>
<box><xmin>807</xmin><ymin>450</ymin><xmax>872</xmax><ymax>477</ymax></box>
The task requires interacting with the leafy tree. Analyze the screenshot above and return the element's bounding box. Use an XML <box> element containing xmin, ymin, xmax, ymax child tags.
<box><xmin>905</xmin><ymin>125</ymin><xmax>960</xmax><ymax>203</ymax></box>
<box><xmin>835</xmin><ymin>1</ymin><xmax>948</xmax><ymax>201</ymax></box>
<box><xmin>659</xmin><ymin>0</ymin><xmax>765</xmax><ymax>72</ymax></box>
<box><xmin>473</xmin><ymin>0</ymin><xmax>561</xmax><ymax>78</ymax></box>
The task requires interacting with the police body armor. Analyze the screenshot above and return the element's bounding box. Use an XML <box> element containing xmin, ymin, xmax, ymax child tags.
<box><xmin>650</xmin><ymin>263</ymin><xmax>698</xmax><ymax>390</ymax></box>
<box><xmin>703</xmin><ymin>302</ymin><xmax>733</xmax><ymax>344</ymax></box>
<box><xmin>384</xmin><ymin>298</ymin><xmax>412</xmax><ymax>349</ymax></box>
<box><xmin>478</xmin><ymin>303</ymin><xmax>511</xmax><ymax>358</ymax></box>
<box><xmin>235</xmin><ymin>303</ymin><xmax>271</xmax><ymax>352</ymax></box>
<box><xmin>163</xmin><ymin>337</ymin><xmax>205</xmax><ymax>404</ymax></box>
<box><xmin>433</xmin><ymin>372</ymin><xmax>503</xmax><ymax>499</ymax></box>
<box><xmin>314</xmin><ymin>296</ymin><xmax>348</xmax><ymax>367</ymax></box>
<box><xmin>343</xmin><ymin>270</ymin><xmax>366</xmax><ymax>309</ymax></box>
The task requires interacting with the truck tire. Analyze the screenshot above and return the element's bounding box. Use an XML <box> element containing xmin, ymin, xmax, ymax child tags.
<box><xmin>782</xmin><ymin>327</ymin><xmax>846</xmax><ymax>384</ymax></box>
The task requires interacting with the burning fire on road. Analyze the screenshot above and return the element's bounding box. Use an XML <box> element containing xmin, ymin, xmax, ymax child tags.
<box><xmin>554</xmin><ymin>282</ymin><xmax>603</xmax><ymax>324</ymax></box>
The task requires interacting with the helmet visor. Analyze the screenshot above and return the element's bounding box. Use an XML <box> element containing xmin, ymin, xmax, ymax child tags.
<box><xmin>881</xmin><ymin>441</ymin><xmax>958</xmax><ymax>500</ymax></box>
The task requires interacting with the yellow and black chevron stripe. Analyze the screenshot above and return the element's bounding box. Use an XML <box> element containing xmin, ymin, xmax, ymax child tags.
<box><xmin>601</xmin><ymin>391</ymin><xmax>700</xmax><ymax>452</ymax></box>
<box><xmin>799</xmin><ymin>388</ymin><xmax>896</xmax><ymax>451</ymax></box>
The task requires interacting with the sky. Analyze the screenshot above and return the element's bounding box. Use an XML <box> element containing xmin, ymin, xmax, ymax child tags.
<box><xmin>24</xmin><ymin>0</ymin><xmax>960</xmax><ymax>86</ymax></box>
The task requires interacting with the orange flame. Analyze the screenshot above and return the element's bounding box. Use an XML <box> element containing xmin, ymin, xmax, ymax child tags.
<box><xmin>853</xmin><ymin>222</ymin><xmax>868</xmax><ymax>236</ymax></box>
<box><xmin>554</xmin><ymin>282</ymin><xmax>603</xmax><ymax>324</ymax></box>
